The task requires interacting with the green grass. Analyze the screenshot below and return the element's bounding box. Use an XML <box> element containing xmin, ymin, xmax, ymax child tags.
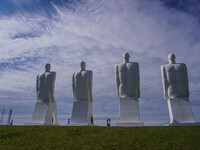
<box><xmin>0</xmin><ymin>126</ymin><xmax>199</xmax><ymax>150</ymax></box>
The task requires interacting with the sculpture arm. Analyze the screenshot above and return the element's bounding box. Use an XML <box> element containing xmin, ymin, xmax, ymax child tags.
<box><xmin>115</xmin><ymin>65</ymin><xmax>120</xmax><ymax>99</ymax></box>
<box><xmin>136</xmin><ymin>63</ymin><xmax>140</xmax><ymax>98</ymax></box>
<box><xmin>183</xmin><ymin>64</ymin><xmax>189</xmax><ymax>98</ymax></box>
<box><xmin>161</xmin><ymin>66</ymin><xmax>168</xmax><ymax>99</ymax></box>
<box><xmin>72</xmin><ymin>72</ymin><xmax>76</xmax><ymax>100</ymax></box>
<box><xmin>51</xmin><ymin>72</ymin><xmax>56</xmax><ymax>103</ymax></box>
<box><xmin>89</xmin><ymin>71</ymin><xmax>93</xmax><ymax>102</ymax></box>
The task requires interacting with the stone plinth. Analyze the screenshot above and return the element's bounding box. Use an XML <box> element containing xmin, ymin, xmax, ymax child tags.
<box><xmin>26</xmin><ymin>101</ymin><xmax>58</xmax><ymax>125</ymax></box>
<box><xmin>116</xmin><ymin>97</ymin><xmax>143</xmax><ymax>127</ymax></box>
<box><xmin>70</xmin><ymin>100</ymin><xmax>93</xmax><ymax>126</ymax></box>
<box><xmin>167</xmin><ymin>98</ymin><xmax>200</xmax><ymax>126</ymax></box>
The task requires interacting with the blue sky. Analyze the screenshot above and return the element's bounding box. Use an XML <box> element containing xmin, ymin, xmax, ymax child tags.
<box><xmin>0</xmin><ymin>0</ymin><xmax>199</xmax><ymax>126</ymax></box>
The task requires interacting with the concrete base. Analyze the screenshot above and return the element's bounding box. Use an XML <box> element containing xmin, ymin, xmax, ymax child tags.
<box><xmin>116</xmin><ymin>97</ymin><xmax>143</xmax><ymax>127</ymax></box>
<box><xmin>165</xmin><ymin>122</ymin><xmax>200</xmax><ymax>126</ymax></box>
<box><xmin>167</xmin><ymin>98</ymin><xmax>196</xmax><ymax>125</ymax></box>
<box><xmin>25</xmin><ymin>101</ymin><xmax>58</xmax><ymax>125</ymax></box>
<box><xmin>70</xmin><ymin>100</ymin><xmax>93</xmax><ymax>126</ymax></box>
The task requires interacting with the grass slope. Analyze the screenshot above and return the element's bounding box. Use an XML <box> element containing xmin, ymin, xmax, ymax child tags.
<box><xmin>0</xmin><ymin>126</ymin><xmax>199</xmax><ymax>150</ymax></box>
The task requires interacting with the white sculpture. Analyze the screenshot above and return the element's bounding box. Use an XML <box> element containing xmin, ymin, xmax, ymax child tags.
<box><xmin>70</xmin><ymin>61</ymin><xmax>93</xmax><ymax>125</ymax></box>
<box><xmin>115</xmin><ymin>53</ymin><xmax>143</xmax><ymax>126</ymax></box>
<box><xmin>26</xmin><ymin>64</ymin><xmax>58</xmax><ymax>125</ymax></box>
<box><xmin>161</xmin><ymin>54</ymin><xmax>199</xmax><ymax>126</ymax></box>
<box><xmin>72</xmin><ymin>61</ymin><xmax>93</xmax><ymax>102</ymax></box>
<box><xmin>161</xmin><ymin>54</ymin><xmax>189</xmax><ymax>99</ymax></box>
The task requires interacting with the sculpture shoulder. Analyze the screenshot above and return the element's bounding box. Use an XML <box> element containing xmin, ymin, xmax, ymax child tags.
<box><xmin>87</xmin><ymin>70</ymin><xmax>93</xmax><ymax>75</ymax></box>
<box><xmin>45</xmin><ymin>71</ymin><xmax>56</xmax><ymax>77</ymax></box>
<box><xmin>161</xmin><ymin>64</ymin><xmax>174</xmax><ymax>71</ymax></box>
<box><xmin>116</xmin><ymin>63</ymin><xmax>127</xmax><ymax>69</ymax></box>
<box><xmin>117</xmin><ymin>63</ymin><xmax>125</xmax><ymax>68</ymax></box>
<box><xmin>86</xmin><ymin>70</ymin><xmax>92</xmax><ymax>73</ymax></box>
<box><xmin>115</xmin><ymin>64</ymin><xmax>119</xmax><ymax>71</ymax></box>
<box><xmin>128</xmin><ymin>62</ymin><xmax>139</xmax><ymax>67</ymax></box>
<box><xmin>45</xmin><ymin>72</ymin><xmax>56</xmax><ymax>78</ymax></box>
<box><xmin>116</xmin><ymin>62</ymin><xmax>139</xmax><ymax>71</ymax></box>
<box><xmin>161</xmin><ymin>64</ymin><xmax>167</xmax><ymax>71</ymax></box>
<box><xmin>161</xmin><ymin>64</ymin><xmax>171</xmax><ymax>68</ymax></box>
<box><xmin>175</xmin><ymin>63</ymin><xmax>187</xmax><ymax>72</ymax></box>
<box><xmin>74</xmin><ymin>71</ymin><xmax>81</xmax><ymax>78</ymax></box>
<box><xmin>126</xmin><ymin>62</ymin><xmax>139</xmax><ymax>70</ymax></box>
<box><xmin>50</xmin><ymin>72</ymin><xmax>56</xmax><ymax>79</ymax></box>
<box><xmin>74</xmin><ymin>70</ymin><xmax>92</xmax><ymax>77</ymax></box>
<box><xmin>129</xmin><ymin>62</ymin><xmax>138</xmax><ymax>65</ymax></box>
<box><xmin>161</xmin><ymin>63</ymin><xmax>186</xmax><ymax>72</ymax></box>
<box><xmin>37</xmin><ymin>73</ymin><xmax>45</xmax><ymax>79</ymax></box>
<box><xmin>118</xmin><ymin>62</ymin><xmax>139</xmax><ymax>66</ymax></box>
<box><xmin>84</xmin><ymin>70</ymin><xmax>93</xmax><ymax>76</ymax></box>
<box><xmin>116</xmin><ymin>63</ymin><xmax>126</xmax><ymax>72</ymax></box>
<box><xmin>177</xmin><ymin>63</ymin><xmax>186</xmax><ymax>68</ymax></box>
<box><xmin>50</xmin><ymin>71</ymin><xmax>56</xmax><ymax>76</ymax></box>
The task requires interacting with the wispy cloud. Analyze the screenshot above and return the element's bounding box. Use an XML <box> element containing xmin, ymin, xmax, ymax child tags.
<box><xmin>0</xmin><ymin>0</ymin><xmax>199</xmax><ymax>125</ymax></box>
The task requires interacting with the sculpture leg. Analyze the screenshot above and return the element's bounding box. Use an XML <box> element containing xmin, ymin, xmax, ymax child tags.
<box><xmin>70</xmin><ymin>100</ymin><xmax>94</xmax><ymax>126</ymax></box>
<box><xmin>116</xmin><ymin>97</ymin><xmax>144</xmax><ymax>127</ymax></box>
<box><xmin>167</xmin><ymin>98</ymin><xmax>195</xmax><ymax>124</ymax></box>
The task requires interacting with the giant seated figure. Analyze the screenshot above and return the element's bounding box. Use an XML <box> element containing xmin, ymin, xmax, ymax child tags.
<box><xmin>115</xmin><ymin>53</ymin><xmax>143</xmax><ymax>126</ymax></box>
<box><xmin>161</xmin><ymin>54</ymin><xmax>189</xmax><ymax>99</ymax></box>
<box><xmin>37</xmin><ymin>64</ymin><xmax>56</xmax><ymax>103</ymax></box>
<box><xmin>161</xmin><ymin>54</ymin><xmax>197</xmax><ymax>125</ymax></box>
<box><xmin>115</xmin><ymin>53</ymin><xmax>140</xmax><ymax>99</ymax></box>
<box><xmin>72</xmin><ymin>61</ymin><xmax>93</xmax><ymax>102</ymax></box>
<box><xmin>27</xmin><ymin>63</ymin><xmax>58</xmax><ymax>125</ymax></box>
<box><xmin>71</xmin><ymin>61</ymin><xmax>93</xmax><ymax>125</ymax></box>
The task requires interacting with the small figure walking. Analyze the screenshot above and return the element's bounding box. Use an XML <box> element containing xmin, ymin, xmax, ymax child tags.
<box><xmin>106</xmin><ymin>118</ymin><xmax>111</xmax><ymax>127</ymax></box>
<box><xmin>68</xmin><ymin>119</ymin><xmax>70</xmax><ymax>124</ymax></box>
<box><xmin>91</xmin><ymin>116</ymin><xmax>93</xmax><ymax>124</ymax></box>
<box><xmin>10</xmin><ymin>119</ymin><xmax>13</xmax><ymax>125</ymax></box>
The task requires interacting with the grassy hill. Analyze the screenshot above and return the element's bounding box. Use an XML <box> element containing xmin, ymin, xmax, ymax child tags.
<box><xmin>0</xmin><ymin>126</ymin><xmax>199</xmax><ymax>150</ymax></box>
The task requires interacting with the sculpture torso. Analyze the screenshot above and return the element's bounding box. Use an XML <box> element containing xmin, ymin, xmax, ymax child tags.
<box><xmin>73</xmin><ymin>70</ymin><xmax>92</xmax><ymax>101</ymax></box>
<box><xmin>161</xmin><ymin>63</ymin><xmax>189</xmax><ymax>99</ymax></box>
<box><xmin>37</xmin><ymin>72</ymin><xmax>56</xmax><ymax>102</ymax></box>
<box><xmin>116</xmin><ymin>62</ymin><xmax>140</xmax><ymax>98</ymax></box>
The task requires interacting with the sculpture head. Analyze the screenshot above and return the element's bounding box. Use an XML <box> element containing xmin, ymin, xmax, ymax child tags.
<box><xmin>123</xmin><ymin>53</ymin><xmax>130</xmax><ymax>63</ymax></box>
<box><xmin>80</xmin><ymin>61</ymin><xmax>86</xmax><ymax>71</ymax></box>
<box><xmin>168</xmin><ymin>53</ymin><xmax>176</xmax><ymax>64</ymax></box>
<box><xmin>45</xmin><ymin>63</ymin><xmax>51</xmax><ymax>72</ymax></box>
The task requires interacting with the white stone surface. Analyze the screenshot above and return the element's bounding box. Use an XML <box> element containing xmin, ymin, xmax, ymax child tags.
<box><xmin>26</xmin><ymin>101</ymin><xmax>58</xmax><ymax>125</ymax></box>
<box><xmin>115</xmin><ymin>53</ymin><xmax>143</xmax><ymax>127</ymax></box>
<box><xmin>161</xmin><ymin>54</ymin><xmax>200</xmax><ymax>126</ymax></box>
<box><xmin>166</xmin><ymin>122</ymin><xmax>200</xmax><ymax>126</ymax></box>
<box><xmin>69</xmin><ymin>62</ymin><xmax>94</xmax><ymax>126</ymax></box>
<box><xmin>116</xmin><ymin>97</ymin><xmax>144</xmax><ymax>127</ymax></box>
<box><xmin>26</xmin><ymin>64</ymin><xmax>58</xmax><ymax>125</ymax></box>
<box><xmin>72</xmin><ymin>62</ymin><xmax>93</xmax><ymax>102</ymax></box>
<box><xmin>167</xmin><ymin>98</ymin><xmax>200</xmax><ymax>125</ymax></box>
<box><xmin>115</xmin><ymin>53</ymin><xmax>140</xmax><ymax>99</ymax></box>
<box><xmin>161</xmin><ymin>54</ymin><xmax>189</xmax><ymax>100</ymax></box>
<box><xmin>70</xmin><ymin>100</ymin><xmax>93</xmax><ymax>125</ymax></box>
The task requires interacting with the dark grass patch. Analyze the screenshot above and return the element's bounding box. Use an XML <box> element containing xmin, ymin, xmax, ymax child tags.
<box><xmin>0</xmin><ymin>126</ymin><xmax>199</xmax><ymax>150</ymax></box>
